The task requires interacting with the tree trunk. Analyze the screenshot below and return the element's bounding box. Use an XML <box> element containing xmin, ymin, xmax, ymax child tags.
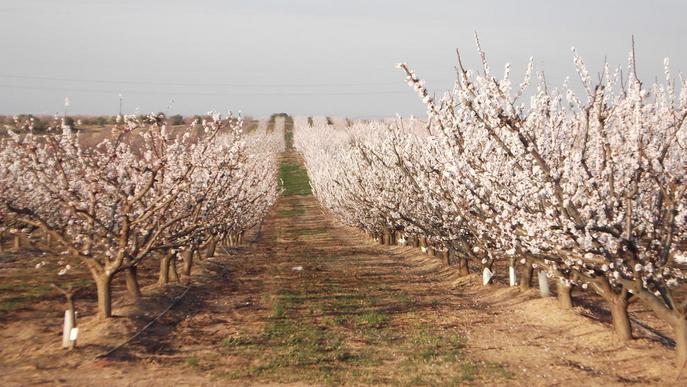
<box><xmin>206</xmin><ymin>237</ymin><xmax>218</xmax><ymax>258</ymax></box>
<box><xmin>169</xmin><ymin>255</ymin><xmax>179</xmax><ymax>283</ymax></box>
<box><xmin>557</xmin><ymin>280</ymin><xmax>573</xmax><ymax>309</ymax></box>
<box><xmin>182</xmin><ymin>248</ymin><xmax>194</xmax><ymax>278</ymax></box>
<box><xmin>59</xmin><ymin>290</ymin><xmax>77</xmax><ymax>349</ymax></box>
<box><xmin>383</xmin><ymin>229</ymin><xmax>392</xmax><ymax>245</ymax></box>
<box><xmin>125</xmin><ymin>266</ymin><xmax>142</xmax><ymax>300</ymax></box>
<box><xmin>629</xmin><ymin>288</ymin><xmax>687</xmax><ymax>366</ymax></box>
<box><xmin>609</xmin><ymin>297</ymin><xmax>633</xmax><ymax>342</ymax></box>
<box><xmin>588</xmin><ymin>277</ymin><xmax>633</xmax><ymax>342</ymax></box>
<box><xmin>520</xmin><ymin>264</ymin><xmax>533</xmax><ymax>290</ymax></box>
<box><xmin>457</xmin><ymin>255</ymin><xmax>470</xmax><ymax>276</ymax></box>
<box><xmin>509</xmin><ymin>266</ymin><xmax>517</xmax><ymax>286</ymax></box>
<box><xmin>672</xmin><ymin>319</ymin><xmax>687</xmax><ymax>367</ymax></box>
<box><xmin>538</xmin><ymin>271</ymin><xmax>550</xmax><ymax>297</ymax></box>
<box><xmin>159</xmin><ymin>252</ymin><xmax>171</xmax><ymax>286</ymax></box>
<box><xmin>443</xmin><ymin>250</ymin><xmax>450</xmax><ymax>266</ymax></box>
<box><xmin>95</xmin><ymin>274</ymin><xmax>113</xmax><ymax>320</ymax></box>
<box><xmin>13</xmin><ymin>235</ymin><xmax>20</xmax><ymax>250</ymax></box>
<box><xmin>413</xmin><ymin>237</ymin><xmax>420</xmax><ymax>248</ymax></box>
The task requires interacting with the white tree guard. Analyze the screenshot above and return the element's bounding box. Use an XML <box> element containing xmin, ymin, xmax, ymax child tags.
<box><xmin>62</xmin><ymin>310</ymin><xmax>73</xmax><ymax>348</ymax></box>
<box><xmin>509</xmin><ymin>266</ymin><xmax>517</xmax><ymax>287</ymax></box>
<box><xmin>538</xmin><ymin>271</ymin><xmax>550</xmax><ymax>297</ymax></box>
<box><xmin>483</xmin><ymin>267</ymin><xmax>494</xmax><ymax>285</ymax></box>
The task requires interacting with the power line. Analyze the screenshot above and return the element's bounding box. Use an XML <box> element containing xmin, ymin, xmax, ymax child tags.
<box><xmin>0</xmin><ymin>74</ymin><xmax>403</xmax><ymax>88</ymax></box>
<box><xmin>0</xmin><ymin>83</ymin><xmax>411</xmax><ymax>97</ymax></box>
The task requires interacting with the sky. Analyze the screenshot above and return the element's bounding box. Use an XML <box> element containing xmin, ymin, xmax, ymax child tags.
<box><xmin>0</xmin><ymin>0</ymin><xmax>685</xmax><ymax>118</ymax></box>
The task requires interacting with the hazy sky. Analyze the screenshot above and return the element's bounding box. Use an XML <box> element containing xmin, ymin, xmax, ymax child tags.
<box><xmin>1</xmin><ymin>0</ymin><xmax>685</xmax><ymax>118</ymax></box>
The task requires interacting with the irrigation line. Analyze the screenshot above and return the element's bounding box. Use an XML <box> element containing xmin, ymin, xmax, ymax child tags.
<box><xmin>578</xmin><ymin>311</ymin><xmax>675</xmax><ymax>347</ymax></box>
<box><xmin>95</xmin><ymin>284</ymin><xmax>192</xmax><ymax>359</ymax></box>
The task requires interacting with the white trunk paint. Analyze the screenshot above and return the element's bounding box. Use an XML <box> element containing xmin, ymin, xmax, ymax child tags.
<box><xmin>509</xmin><ymin>266</ymin><xmax>517</xmax><ymax>287</ymax></box>
<box><xmin>62</xmin><ymin>310</ymin><xmax>73</xmax><ymax>348</ymax></box>
<box><xmin>538</xmin><ymin>271</ymin><xmax>550</xmax><ymax>297</ymax></box>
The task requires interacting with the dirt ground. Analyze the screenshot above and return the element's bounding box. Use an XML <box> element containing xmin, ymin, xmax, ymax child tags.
<box><xmin>1</xmin><ymin>144</ymin><xmax>685</xmax><ymax>386</ymax></box>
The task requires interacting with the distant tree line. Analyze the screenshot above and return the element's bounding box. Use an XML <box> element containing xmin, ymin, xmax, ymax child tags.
<box><xmin>1</xmin><ymin>114</ymin><xmax>192</xmax><ymax>133</ymax></box>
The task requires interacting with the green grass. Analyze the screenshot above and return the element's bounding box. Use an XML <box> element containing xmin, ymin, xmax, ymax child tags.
<box><xmin>222</xmin><ymin>336</ymin><xmax>254</xmax><ymax>347</ymax></box>
<box><xmin>0</xmin><ymin>301</ymin><xmax>19</xmax><ymax>315</ymax></box>
<box><xmin>0</xmin><ymin>263</ymin><xmax>94</xmax><ymax>318</ymax></box>
<box><xmin>214</xmin><ymin>290</ymin><xmax>511</xmax><ymax>385</ymax></box>
<box><xmin>271</xmin><ymin>301</ymin><xmax>285</xmax><ymax>318</ymax></box>
<box><xmin>208</xmin><ymin>236</ymin><xmax>511</xmax><ymax>385</ymax></box>
<box><xmin>284</xmin><ymin>115</ymin><xmax>295</xmax><ymax>149</ymax></box>
<box><xmin>397</xmin><ymin>293</ymin><xmax>413</xmax><ymax>307</ymax></box>
<box><xmin>395</xmin><ymin>325</ymin><xmax>512</xmax><ymax>385</ymax></box>
<box><xmin>220</xmin><ymin>317</ymin><xmax>348</xmax><ymax>383</ymax></box>
<box><xmin>295</xmin><ymin>227</ymin><xmax>327</xmax><ymax>236</ymax></box>
<box><xmin>408</xmin><ymin>327</ymin><xmax>465</xmax><ymax>363</ymax></box>
<box><xmin>330</xmin><ymin>293</ymin><xmax>368</xmax><ymax>314</ymax></box>
<box><xmin>0</xmin><ymin>284</ymin><xmax>56</xmax><ymax>317</ymax></box>
<box><xmin>185</xmin><ymin>356</ymin><xmax>200</xmax><ymax>367</ymax></box>
<box><xmin>356</xmin><ymin>311</ymin><xmax>388</xmax><ymax>327</ymax></box>
<box><xmin>277</xmin><ymin>204</ymin><xmax>305</xmax><ymax>218</ymax></box>
<box><xmin>284</xmin><ymin>130</ymin><xmax>294</xmax><ymax>150</ymax></box>
<box><xmin>279</xmin><ymin>161</ymin><xmax>312</xmax><ymax>196</ymax></box>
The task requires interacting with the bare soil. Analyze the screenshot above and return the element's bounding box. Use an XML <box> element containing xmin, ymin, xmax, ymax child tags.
<box><xmin>0</xmin><ymin>149</ymin><xmax>684</xmax><ymax>386</ymax></box>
